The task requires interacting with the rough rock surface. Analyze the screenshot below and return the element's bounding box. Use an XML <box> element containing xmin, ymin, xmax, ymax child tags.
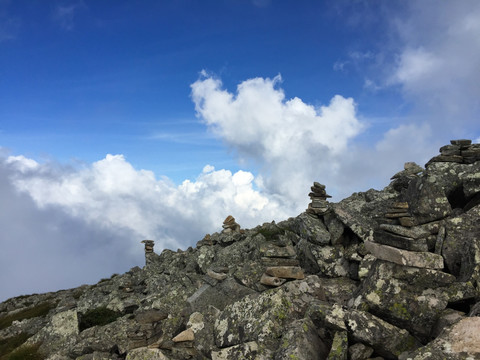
<box><xmin>1</xmin><ymin>140</ymin><xmax>480</xmax><ymax>360</ymax></box>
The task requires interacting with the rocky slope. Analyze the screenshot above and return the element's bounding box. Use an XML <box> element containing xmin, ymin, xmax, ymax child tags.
<box><xmin>1</xmin><ymin>140</ymin><xmax>480</xmax><ymax>360</ymax></box>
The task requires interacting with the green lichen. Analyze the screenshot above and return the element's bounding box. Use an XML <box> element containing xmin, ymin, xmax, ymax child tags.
<box><xmin>302</xmin><ymin>322</ymin><xmax>309</xmax><ymax>332</ymax></box>
<box><xmin>389</xmin><ymin>302</ymin><xmax>411</xmax><ymax>320</ymax></box>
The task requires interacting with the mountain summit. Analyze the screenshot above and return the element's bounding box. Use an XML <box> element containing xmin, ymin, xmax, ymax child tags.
<box><xmin>1</xmin><ymin>140</ymin><xmax>480</xmax><ymax>360</ymax></box>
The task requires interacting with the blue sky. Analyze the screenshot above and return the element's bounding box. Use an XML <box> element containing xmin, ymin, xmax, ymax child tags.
<box><xmin>1</xmin><ymin>1</ymin><xmax>480</xmax><ymax>301</ymax></box>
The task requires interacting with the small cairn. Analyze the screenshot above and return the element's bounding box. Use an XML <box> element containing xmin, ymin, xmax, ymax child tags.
<box><xmin>426</xmin><ymin>139</ymin><xmax>480</xmax><ymax>166</ymax></box>
<box><xmin>390</xmin><ymin>162</ymin><xmax>424</xmax><ymax>191</ymax></box>
<box><xmin>222</xmin><ymin>215</ymin><xmax>240</xmax><ymax>234</ymax></box>
<box><xmin>141</xmin><ymin>240</ymin><xmax>155</xmax><ymax>253</ymax></box>
<box><xmin>306</xmin><ymin>182</ymin><xmax>331</xmax><ymax>215</ymax></box>
<box><xmin>141</xmin><ymin>240</ymin><xmax>156</xmax><ymax>266</ymax></box>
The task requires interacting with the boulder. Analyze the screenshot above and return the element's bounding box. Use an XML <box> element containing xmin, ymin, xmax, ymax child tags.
<box><xmin>274</xmin><ymin>318</ymin><xmax>329</xmax><ymax>360</ymax></box>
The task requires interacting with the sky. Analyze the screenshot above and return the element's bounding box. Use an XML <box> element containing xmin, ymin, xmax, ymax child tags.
<box><xmin>1</xmin><ymin>0</ymin><xmax>480</xmax><ymax>301</ymax></box>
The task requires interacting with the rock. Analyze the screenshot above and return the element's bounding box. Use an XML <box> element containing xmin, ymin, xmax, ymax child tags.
<box><xmin>349</xmin><ymin>343</ymin><xmax>374</xmax><ymax>360</ymax></box>
<box><xmin>364</xmin><ymin>241</ymin><xmax>444</xmax><ymax>269</ymax></box>
<box><xmin>451</xmin><ymin>139</ymin><xmax>472</xmax><ymax>146</ymax></box>
<box><xmin>430</xmin><ymin>308</ymin><xmax>465</xmax><ymax>338</ymax></box>
<box><xmin>402</xmin><ymin>317</ymin><xmax>480</xmax><ymax>359</ymax></box>
<box><xmin>346</xmin><ymin>309</ymin><xmax>421</xmax><ymax>359</ymax></box>
<box><xmin>292</xmin><ymin>212</ymin><xmax>331</xmax><ymax>245</ymax></box>
<box><xmin>404</xmin><ymin>177</ymin><xmax>452</xmax><ymax>224</ymax></box>
<box><xmin>373</xmin><ymin>230</ymin><xmax>428</xmax><ymax>252</ymax></box>
<box><xmin>222</xmin><ymin>215</ymin><xmax>240</xmax><ymax>233</ymax></box>
<box><xmin>442</xmin><ymin>206</ymin><xmax>480</xmax><ymax>282</ymax></box>
<box><xmin>327</xmin><ymin>330</ymin><xmax>348</xmax><ymax>360</ymax></box>
<box><xmin>172</xmin><ymin>328</ymin><xmax>194</xmax><ymax>342</ymax></box>
<box><xmin>126</xmin><ymin>347</ymin><xmax>170</xmax><ymax>360</ymax></box>
<box><xmin>259</xmin><ymin>243</ymin><xmax>296</xmax><ymax>258</ymax></box>
<box><xmin>308</xmin><ymin>302</ymin><xmax>421</xmax><ymax>358</ymax></box>
<box><xmin>265</xmin><ymin>266</ymin><xmax>305</xmax><ymax>279</ymax></box>
<box><xmin>260</xmin><ymin>273</ymin><xmax>287</xmax><ymax>287</ymax></box>
<box><xmin>379</xmin><ymin>224</ymin><xmax>430</xmax><ymax>239</ymax></box>
<box><xmin>206</xmin><ymin>269</ymin><xmax>227</xmax><ymax>281</ymax></box>
<box><xmin>275</xmin><ymin>318</ymin><xmax>329</xmax><ymax>360</ymax></box>
<box><xmin>26</xmin><ymin>309</ymin><xmax>79</xmax><ymax>356</ymax></box>
<box><xmin>211</xmin><ymin>341</ymin><xmax>273</xmax><ymax>360</ymax></box>
<box><xmin>311</xmin><ymin>244</ymin><xmax>350</xmax><ymax>278</ymax></box>
<box><xmin>324</xmin><ymin>212</ymin><xmax>345</xmax><ymax>245</ymax></box>
<box><xmin>351</xmin><ymin>260</ymin><xmax>469</xmax><ymax>340</ymax></box>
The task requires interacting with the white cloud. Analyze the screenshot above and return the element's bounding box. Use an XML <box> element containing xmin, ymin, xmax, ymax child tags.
<box><xmin>7</xmin><ymin>153</ymin><xmax>290</xmax><ymax>252</ymax></box>
<box><xmin>191</xmin><ymin>74</ymin><xmax>364</xmax><ymax>204</ymax></box>
<box><xmin>387</xmin><ymin>1</ymin><xmax>480</xmax><ymax>135</ymax></box>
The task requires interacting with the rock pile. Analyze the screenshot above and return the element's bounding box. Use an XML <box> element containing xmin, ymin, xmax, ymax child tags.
<box><xmin>221</xmin><ymin>215</ymin><xmax>240</xmax><ymax>233</ymax></box>
<box><xmin>306</xmin><ymin>182</ymin><xmax>331</xmax><ymax>215</ymax></box>
<box><xmin>427</xmin><ymin>139</ymin><xmax>480</xmax><ymax>166</ymax></box>
<box><xmin>1</xmin><ymin>139</ymin><xmax>480</xmax><ymax>360</ymax></box>
<box><xmin>140</xmin><ymin>240</ymin><xmax>155</xmax><ymax>253</ymax></box>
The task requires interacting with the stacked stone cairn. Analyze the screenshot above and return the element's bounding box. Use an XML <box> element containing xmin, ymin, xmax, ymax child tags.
<box><xmin>221</xmin><ymin>215</ymin><xmax>240</xmax><ymax>234</ymax></box>
<box><xmin>306</xmin><ymin>182</ymin><xmax>331</xmax><ymax>215</ymax></box>
<box><xmin>426</xmin><ymin>139</ymin><xmax>480</xmax><ymax>166</ymax></box>
<box><xmin>259</xmin><ymin>239</ymin><xmax>305</xmax><ymax>287</ymax></box>
<box><xmin>390</xmin><ymin>161</ymin><xmax>424</xmax><ymax>191</ymax></box>
<box><xmin>141</xmin><ymin>240</ymin><xmax>155</xmax><ymax>253</ymax></box>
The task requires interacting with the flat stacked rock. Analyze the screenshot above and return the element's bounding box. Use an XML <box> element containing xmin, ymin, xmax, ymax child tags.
<box><xmin>366</xmin><ymin>202</ymin><xmax>444</xmax><ymax>269</ymax></box>
<box><xmin>384</xmin><ymin>201</ymin><xmax>416</xmax><ymax>227</ymax></box>
<box><xmin>259</xmin><ymin>242</ymin><xmax>304</xmax><ymax>287</ymax></box>
<box><xmin>390</xmin><ymin>162</ymin><xmax>424</xmax><ymax>191</ymax></box>
<box><xmin>141</xmin><ymin>240</ymin><xmax>155</xmax><ymax>253</ymax></box>
<box><xmin>426</xmin><ymin>139</ymin><xmax>480</xmax><ymax>166</ymax></box>
<box><xmin>306</xmin><ymin>182</ymin><xmax>331</xmax><ymax>215</ymax></box>
<box><xmin>222</xmin><ymin>215</ymin><xmax>240</xmax><ymax>233</ymax></box>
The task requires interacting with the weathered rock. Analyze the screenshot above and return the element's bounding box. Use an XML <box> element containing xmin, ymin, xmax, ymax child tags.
<box><xmin>430</xmin><ymin>308</ymin><xmax>465</xmax><ymax>338</ymax></box>
<box><xmin>351</xmin><ymin>260</ymin><xmax>467</xmax><ymax>340</ymax></box>
<box><xmin>311</xmin><ymin>244</ymin><xmax>350</xmax><ymax>277</ymax></box>
<box><xmin>332</xmin><ymin>188</ymin><xmax>398</xmax><ymax>243</ymax></box>
<box><xmin>405</xmin><ymin>177</ymin><xmax>452</xmax><ymax>224</ymax></box>
<box><xmin>211</xmin><ymin>341</ymin><xmax>272</xmax><ymax>360</ymax></box>
<box><xmin>275</xmin><ymin>318</ymin><xmax>329</xmax><ymax>360</ymax></box>
<box><xmin>265</xmin><ymin>266</ymin><xmax>305</xmax><ymax>279</ymax></box>
<box><xmin>346</xmin><ymin>309</ymin><xmax>421</xmax><ymax>359</ymax></box>
<box><xmin>292</xmin><ymin>212</ymin><xmax>331</xmax><ymax>245</ymax></box>
<box><xmin>373</xmin><ymin>230</ymin><xmax>428</xmax><ymax>252</ymax></box>
<box><xmin>364</xmin><ymin>241</ymin><xmax>444</xmax><ymax>269</ymax></box>
<box><xmin>125</xmin><ymin>347</ymin><xmax>170</xmax><ymax>360</ymax></box>
<box><xmin>172</xmin><ymin>328</ymin><xmax>194</xmax><ymax>342</ymax></box>
<box><xmin>307</xmin><ymin>301</ymin><xmax>421</xmax><ymax>358</ymax></box>
<box><xmin>349</xmin><ymin>343</ymin><xmax>374</xmax><ymax>360</ymax></box>
<box><xmin>259</xmin><ymin>243</ymin><xmax>296</xmax><ymax>258</ymax></box>
<box><xmin>327</xmin><ymin>331</ymin><xmax>348</xmax><ymax>360</ymax></box>
<box><xmin>402</xmin><ymin>317</ymin><xmax>480</xmax><ymax>360</ymax></box>
<box><xmin>379</xmin><ymin>224</ymin><xmax>430</xmax><ymax>239</ymax></box>
<box><xmin>442</xmin><ymin>206</ymin><xmax>480</xmax><ymax>283</ymax></box>
<box><xmin>260</xmin><ymin>273</ymin><xmax>287</xmax><ymax>287</ymax></box>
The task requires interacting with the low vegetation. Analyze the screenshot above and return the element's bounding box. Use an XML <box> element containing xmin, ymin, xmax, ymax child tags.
<box><xmin>78</xmin><ymin>306</ymin><xmax>122</xmax><ymax>331</ymax></box>
<box><xmin>0</xmin><ymin>301</ymin><xmax>54</xmax><ymax>331</ymax></box>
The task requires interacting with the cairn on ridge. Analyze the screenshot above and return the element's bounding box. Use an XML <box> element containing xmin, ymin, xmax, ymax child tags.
<box><xmin>306</xmin><ymin>182</ymin><xmax>331</xmax><ymax>215</ymax></box>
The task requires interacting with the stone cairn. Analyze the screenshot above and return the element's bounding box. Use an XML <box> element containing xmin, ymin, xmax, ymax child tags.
<box><xmin>141</xmin><ymin>240</ymin><xmax>155</xmax><ymax>266</ymax></box>
<box><xmin>426</xmin><ymin>139</ymin><xmax>480</xmax><ymax>166</ymax></box>
<box><xmin>222</xmin><ymin>215</ymin><xmax>241</xmax><ymax>234</ymax></box>
<box><xmin>306</xmin><ymin>182</ymin><xmax>331</xmax><ymax>215</ymax></box>
<box><xmin>141</xmin><ymin>240</ymin><xmax>155</xmax><ymax>253</ymax></box>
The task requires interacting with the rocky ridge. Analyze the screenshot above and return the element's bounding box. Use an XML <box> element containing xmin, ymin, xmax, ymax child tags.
<box><xmin>1</xmin><ymin>140</ymin><xmax>480</xmax><ymax>360</ymax></box>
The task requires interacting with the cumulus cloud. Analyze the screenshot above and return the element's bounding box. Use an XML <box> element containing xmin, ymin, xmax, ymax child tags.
<box><xmin>387</xmin><ymin>1</ymin><xmax>480</xmax><ymax>137</ymax></box>
<box><xmin>191</xmin><ymin>74</ymin><xmax>364</xmax><ymax>204</ymax></box>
